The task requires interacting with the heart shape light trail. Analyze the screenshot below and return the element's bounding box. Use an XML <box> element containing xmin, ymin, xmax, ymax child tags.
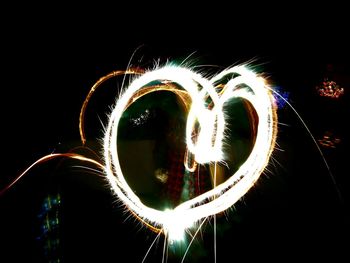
<box><xmin>103</xmin><ymin>64</ymin><xmax>278</xmax><ymax>241</ymax></box>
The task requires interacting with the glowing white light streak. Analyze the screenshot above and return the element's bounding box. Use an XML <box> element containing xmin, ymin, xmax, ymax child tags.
<box><xmin>163</xmin><ymin>209</ymin><xmax>192</xmax><ymax>242</ymax></box>
<box><xmin>103</xmin><ymin>64</ymin><xmax>277</xmax><ymax>241</ymax></box>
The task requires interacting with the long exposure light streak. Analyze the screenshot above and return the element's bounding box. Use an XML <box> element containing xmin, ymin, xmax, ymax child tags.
<box><xmin>103</xmin><ymin>64</ymin><xmax>278</xmax><ymax>241</ymax></box>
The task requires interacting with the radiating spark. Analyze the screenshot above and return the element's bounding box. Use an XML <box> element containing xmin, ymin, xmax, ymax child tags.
<box><xmin>141</xmin><ymin>230</ymin><xmax>163</xmax><ymax>263</ymax></box>
<box><xmin>180</xmin><ymin>217</ymin><xmax>208</xmax><ymax>263</ymax></box>
<box><xmin>270</xmin><ymin>89</ymin><xmax>343</xmax><ymax>202</ymax></box>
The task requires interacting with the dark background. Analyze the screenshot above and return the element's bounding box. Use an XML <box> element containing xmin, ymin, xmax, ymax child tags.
<box><xmin>1</xmin><ymin>6</ymin><xmax>349</xmax><ymax>262</ymax></box>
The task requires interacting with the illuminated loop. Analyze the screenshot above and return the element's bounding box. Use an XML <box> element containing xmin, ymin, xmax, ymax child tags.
<box><xmin>103</xmin><ymin>65</ymin><xmax>277</xmax><ymax>240</ymax></box>
<box><xmin>186</xmin><ymin>83</ymin><xmax>225</xmax><ymax>164</ymax></box>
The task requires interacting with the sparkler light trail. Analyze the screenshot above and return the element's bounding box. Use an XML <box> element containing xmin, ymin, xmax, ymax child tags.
<box><xmin>102</xmin><ymin>64</ymin><xmax>278</xmax><ymax>241</ymax></box>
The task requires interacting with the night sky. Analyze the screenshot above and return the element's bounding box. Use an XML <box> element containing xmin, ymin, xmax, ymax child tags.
<box><xmin>1</xmin><ymin>9</ymin><xmax>349</xmax><ymax>263</ymax></box>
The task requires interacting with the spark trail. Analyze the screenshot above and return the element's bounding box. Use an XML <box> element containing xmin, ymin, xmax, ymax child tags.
<box><xmin>103</xmin><ymin>64</ymin><xmax>278</xmax><ymax>241</ymax></box>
